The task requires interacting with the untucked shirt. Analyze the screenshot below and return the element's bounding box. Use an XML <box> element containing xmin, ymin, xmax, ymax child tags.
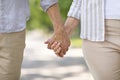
<box><xmin>0</xmin><ymin>0</ymin><xmax>30</xmax><ymax>33</ymax></box>
<box><xmin>68</xmin><ymin>0</ymin><xmax>120</xmax><ymax>41</ymax></box>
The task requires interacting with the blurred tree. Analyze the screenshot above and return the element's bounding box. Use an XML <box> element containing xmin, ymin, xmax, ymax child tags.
<box><xmin>58</xmin><ymin>0</ymin><xmax>72</xmax><ymax>20</ymax></box>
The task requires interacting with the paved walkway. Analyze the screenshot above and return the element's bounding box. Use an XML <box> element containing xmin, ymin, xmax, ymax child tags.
<box><xmin>21</xmin><ymin>31</ymin><xmax>93</xmax><ymax>80</ymax></box>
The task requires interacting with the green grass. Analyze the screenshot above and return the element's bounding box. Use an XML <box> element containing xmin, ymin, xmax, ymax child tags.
<box><xmin>71</xmin><ymin>38</ymin><xmax>82</xmax><ymax>48</ymax></box>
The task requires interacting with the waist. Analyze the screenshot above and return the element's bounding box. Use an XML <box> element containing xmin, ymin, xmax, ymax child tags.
<box><xmin>105</xmin><ymin>9</ymin><xmax>120</xmax><ymax>19</ymax></box>
<box><xmin>0</xmin><ymin>20</ymin><xmax>27</xmax><ymax>33</ymax></box>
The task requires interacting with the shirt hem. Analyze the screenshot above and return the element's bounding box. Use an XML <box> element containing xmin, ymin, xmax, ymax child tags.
<box><xmin>0</xmin><ymin>27</ymin><xmax>26</xmax><ymax>33</ymax></box>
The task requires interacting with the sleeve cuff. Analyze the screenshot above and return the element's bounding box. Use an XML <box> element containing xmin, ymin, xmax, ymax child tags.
<box><xmin>40</xmin><ymin>0</ymin><xmax>58</xmax><ymax>12</ymax></box>
<box><xmin>67</xmin><ymin>9</ymin><xmax>81</xmax><ymax>20</ymax></box>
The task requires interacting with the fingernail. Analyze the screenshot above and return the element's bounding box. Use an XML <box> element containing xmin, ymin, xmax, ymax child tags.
<box><xmin>58</xmin><ymin>42</ymin><xmax>61</xmax><ymax>45</ymax></box>
<box><xmin>55</xmin><ymin>41</ymin><xmax>58</xmax><ymax>44</ymax></box>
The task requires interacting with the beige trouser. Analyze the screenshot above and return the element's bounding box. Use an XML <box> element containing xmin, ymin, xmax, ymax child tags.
<box><xmin>82</xmin><ymin>20</ymin><xmax>120</xmax><ymax>80</ymax></box>
<box><xmin>0</xmin><ymin>30</ymin><xmax>25</xmax><ymax>80</ymax></box>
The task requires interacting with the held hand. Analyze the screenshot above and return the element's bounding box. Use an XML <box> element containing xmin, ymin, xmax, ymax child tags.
<box><xmin>50</xmin><ymin>42</ymin><xmax>63</xmax><ymax>57</ymax></box>
<box><xmin>45</xmin><ymin>28</ymin><xmax>70</xmax><ymax>57</ymax></box>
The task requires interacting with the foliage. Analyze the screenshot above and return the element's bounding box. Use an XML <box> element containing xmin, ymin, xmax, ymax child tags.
<box><xmin>71</xmin><ymin>38</ymin><xmax>82</xmax><ymax>48</ymax></box>
<box><xmin>58</xmin><ymin>0</ymin><xmax>73</xmax><ymax>20</ymax></box>
<box><xmin>27</xmin><ymin>0</ymin><xmax>51</xmax><ymax>31</ymax></box>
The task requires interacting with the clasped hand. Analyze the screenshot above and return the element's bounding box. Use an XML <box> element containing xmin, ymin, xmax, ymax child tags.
<box><xmin>45</xmin><ymin>27</ymin><xmax>70</xmax><ymax>57</ymax></box>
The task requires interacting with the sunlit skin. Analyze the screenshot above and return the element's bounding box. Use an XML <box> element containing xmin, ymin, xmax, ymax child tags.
<box><xmin>45</xmin><ymin>4</ymin><xmax>70</xmax><ymax>57</ymax></box>
<box><xmin>49</xmin><ymin>17</ymin><xmax>80</xmax><ymax>57</ymax></box>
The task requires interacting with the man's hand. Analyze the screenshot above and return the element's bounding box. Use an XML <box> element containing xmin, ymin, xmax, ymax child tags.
<box><xmin>45</xmin><ymin>26</ymin><xmax>70</xmax><ymax>57</ymax></box>
<box><xmin>46</xmin><ymin>17</ymin><xmax>80</xmax><ymax>57</ymax></box>
<box><xmin>43</xmin><ymin>3</ymin><xmax>71</xmax><ymax>57</ymax></box>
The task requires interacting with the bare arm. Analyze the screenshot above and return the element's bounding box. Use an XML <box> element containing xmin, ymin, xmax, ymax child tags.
<box><xmin>65</xmin><ymin>0</ymin><xmax>81</xmax><ymax>36</ymax></box>
<box><xmin>48</xmin><ymin>0</ymin><xmax>81</xmax><ymax>56</ymax></box>
<box><xmin>46</xmin><ymin>4</ymin><xmax>64</xmax><ymax>34</ymax></box>
<box><xmin>45</xmin><ymin>4</ymin><xmax>70</xmax><ymax>57</ymax></box>
<box><xmin>64</xmin><ymin>17</ymin><xmax>80</xmax><ymax>37</ymax></box>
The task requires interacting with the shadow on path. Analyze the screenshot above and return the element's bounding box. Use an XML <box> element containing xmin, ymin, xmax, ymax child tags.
<box><xmin>22</xmin><ymin>56</ymin><xmax>89</xmax><ymax>80</ymax></box>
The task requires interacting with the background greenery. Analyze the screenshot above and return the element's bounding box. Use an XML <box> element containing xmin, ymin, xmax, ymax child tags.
<box><xmin>27</xmin><ymin>0</ymin><xmax>82</xmax><ymax>48</ymax></box>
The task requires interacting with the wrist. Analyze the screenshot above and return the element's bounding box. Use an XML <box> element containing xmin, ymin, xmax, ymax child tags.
<box><xmin>64</xmin><ymin>25</ymin><xmax>72</xmax><ymax>37</ymax></box>
<box><xmin>54</xmin><ymin>25</ymin><xmax>65</xmax><ymax>33</ymax></box>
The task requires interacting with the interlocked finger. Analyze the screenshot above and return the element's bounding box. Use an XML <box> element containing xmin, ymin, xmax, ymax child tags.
<box><xmin>53</xmin><ymin>42</ymin><xmax>61</xmax><ymax>51</ymax></box>
<box><xmin>47</xmin><ymin>39</ymin><xmax>54</xmax><ymax>49</ymax></box>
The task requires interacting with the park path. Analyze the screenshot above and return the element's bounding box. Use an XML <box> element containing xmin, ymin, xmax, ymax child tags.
<box><xmin>21</xmin><ymin>30</ymin><xmax>93</xmax><ymax>80</ymax></box>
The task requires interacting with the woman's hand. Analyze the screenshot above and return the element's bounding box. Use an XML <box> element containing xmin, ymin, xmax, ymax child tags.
<box><xmin>45</xmin><ymin>26</ymin><xmax>70</xmax><ymax>57</ymax></box>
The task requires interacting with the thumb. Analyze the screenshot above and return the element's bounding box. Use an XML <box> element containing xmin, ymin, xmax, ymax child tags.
<box><xmin>44</xmin><ymin>39</ymin><xmax>50</xmax><ymax>44</ymax></box>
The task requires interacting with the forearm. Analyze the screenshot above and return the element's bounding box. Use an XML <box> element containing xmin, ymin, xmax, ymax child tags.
<box><xmin>65</xmin><ymin>0</ymin><xmax>81</xmax><ymax>37</ymax></box>
<box><xmin>47</xmin><ymin>4</ymin><xmax>64</xmax><ymax>33</ymax></box>
<box><xmin>64</xmin><ymin>17</ymin><xmax>80</xmax><ymax>37</ymax></box>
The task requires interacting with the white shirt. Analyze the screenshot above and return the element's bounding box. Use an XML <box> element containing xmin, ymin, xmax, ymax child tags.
<box><xmin>0</xmin><ymin>0</ymin><xmax>58</xmax><ymax>33</ymax></box>
<box><xmin>68</xmin><ymin>0</ymin><xmax>120</xmax><ymax>41</ymax></box>
<box><xmin>105</xmin><ymin>0</ymin><xmax>120</xmax><ymax>19</ymax></box>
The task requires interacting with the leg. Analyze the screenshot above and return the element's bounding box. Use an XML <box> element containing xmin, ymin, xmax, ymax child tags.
<box><xmin>82</xmin><ymin>20</ymin><xmax>120</xmax><ymax>80</ymax></box>
<box><xmin>82</xmin><ymin>40</ymin><xmax>120</xmax><ymax>80</ymax></box>
<box><xmin>0</xmin><ymin>30</ymin><xmax>25</xmax><ymax>80</ymax></box>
